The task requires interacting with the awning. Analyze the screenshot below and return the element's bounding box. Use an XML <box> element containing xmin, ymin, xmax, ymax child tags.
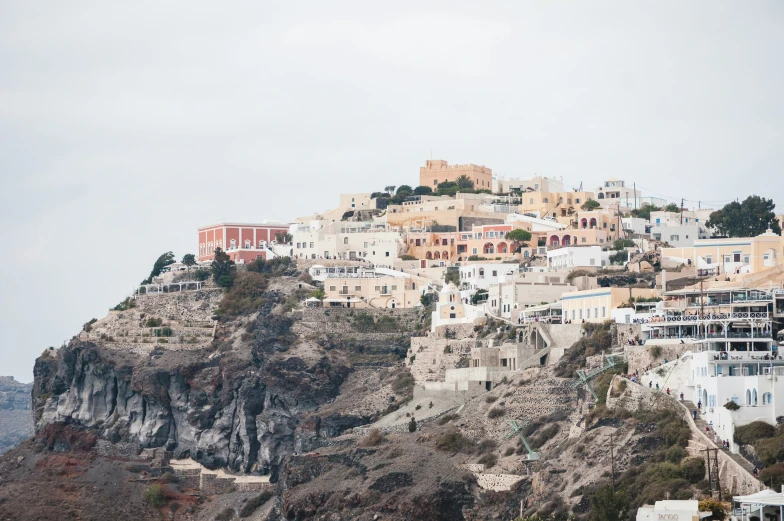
<box><xmin>734</xmin><ymin>489</ymin><xmax>784</xmax><ymax>507</ymax></box>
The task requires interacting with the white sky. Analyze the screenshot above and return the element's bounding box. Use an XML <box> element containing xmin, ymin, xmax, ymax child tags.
<box><xmin>1</xmin><ymin>1</ymin><xmax>783</xmax><ymax>381</ymax></box>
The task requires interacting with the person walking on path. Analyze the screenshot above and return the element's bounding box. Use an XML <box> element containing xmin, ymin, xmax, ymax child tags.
<box><xmin>679</xmin><ymin>392</ymin><xmax>684</xmax><ymax>401</ymax></box>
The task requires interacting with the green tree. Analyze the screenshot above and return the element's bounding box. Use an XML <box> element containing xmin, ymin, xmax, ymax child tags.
<box><xmin>396</xmin><ymin>185</ymin><xmax>413</xmax><ymax>195</ymax></box>
<box><xmin>144</xmin><ymin>484</ymin><xmax>166</xmax><ymax>507</ymax></box>
<box><xmin>664</xmin><ymin>203</ymin><xmax>681</xmax><ymax>212</ymax></box>
<box><xmin>455</xmin><ymin>175</ymin><xmax>474</xmax><ymax>190</ymax></box>
<box><xmin>142</xmin><ymin>251</ymin><xmax>176</xmax><ymax>284</ymax></box>
<box><xmin>413</xmin><ymin>185</ymin><xmax>433</xmax><ymax>195</ymax></box>
<box><xmin>211</xmin><ymin>247</ymin><xmax>236</xmax><ymax>288</ymax></box>
<box><xmin>310</xmin><ymin>288</ymin><xmax>326</xmax><ymax>300</ymax></box>
<box><xmin>581</xmin><ymin>199</ymin><xmax>601</xmax><ymax>211</ymax></box>
<box><xmin>436</xmin><ymin>181</ymin><xmax>460</xmax><ymax>197</ymax></box>
<box><xmin>505</xmin><ymin>229</ymin><xmax>532</xmax><ymax>252</ymax></box>
<box><xmin>384</xmin><ymin>185</ymin><xmax>396</xmax><ymax>194</ymax></box>
<box><xmin>633</xmin><ymin>203</ymin><xmax>662</xmax><ymax>220</ymax></box>
<box><xmin>589</xmin><ymin>485</ymin><xmax>628</xmax><ymax>521</ymax></box>
<box><xmin>181</xmin><ymin>253</ymin><xmax>196</xmax><ymax>266</ymax></box>
<box><xmin>706</xmin><ymin>196</ymin><xmax>781</xmax><ymax>237</ymax></box>
<box><xmin>408</xmin><ymin>417</ymin><xmax>417</xmax><ymax>432</ymax></box>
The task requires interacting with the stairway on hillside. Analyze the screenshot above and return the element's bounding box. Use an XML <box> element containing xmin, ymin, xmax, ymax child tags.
<box><xmin>681</xmin><ymin>400</ymin><xmax>756</xmax><ymax>474</ymax></box>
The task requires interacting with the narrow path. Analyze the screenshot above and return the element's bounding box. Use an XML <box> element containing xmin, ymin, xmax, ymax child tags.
<box><xmin>682</xmin><ymin>400</ymin><xmax>756</xmax><ymax>475</ymax></box>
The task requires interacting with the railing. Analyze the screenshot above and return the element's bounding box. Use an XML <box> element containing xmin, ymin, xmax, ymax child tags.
<box><xmin>647</xmin><ymin>312</ymin><xmax>771</xmax><ymax>323</ymax></box>
<box><xmin>704</xmin><ymin>332</ymin><xmax>772</xmax><ymax>339</ymax></box>
<box><xmin>707</xmin><ymin>352</ymin><xmax>783</xmax><ymax>362</ymax></box>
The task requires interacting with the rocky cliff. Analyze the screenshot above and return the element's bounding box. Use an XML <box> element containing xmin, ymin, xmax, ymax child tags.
<box><xmin>0</xmin><ymin>376</ymin><xmax>33</xmax><ymax>454</ymax></box>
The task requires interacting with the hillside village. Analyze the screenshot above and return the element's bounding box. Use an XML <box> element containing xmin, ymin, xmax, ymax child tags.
<box><xmin>171</xmin><ymin>160</ymin><xmax>784</xmax><ymax>516</ymax></box>
<box><xmin>4</xmin><ymin>159</ymin><xmax>784</xmax><ymax>521</ymax></box>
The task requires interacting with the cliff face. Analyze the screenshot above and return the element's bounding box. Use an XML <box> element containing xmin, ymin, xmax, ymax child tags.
<box><xmin>0</xmin><ymin>376</ymin><xmax>33</xmax><ymax>454</ymax></box>
<box><xmin>29</xmin><ymin>279</ymin><xmax>415</xmax><ymax>482</ymax></box>
<box><xmin>31</xmin><ymin>289</ymin><xmax>354</xmax><ymax>479</ymax></box>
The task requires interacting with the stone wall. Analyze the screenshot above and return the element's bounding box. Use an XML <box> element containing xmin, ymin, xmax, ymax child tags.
<box><xmin>294</xmin><ymin>307</ymin><xmax>422</xmax><ymax>336</ymax></box>
<box><xmin>615</xmin><ymin>324</ymin><xmax>643</xmax><ymax>347</ymax></box>
<box><xmin>625</xmin><ymin>342</ymin><xmax>690</xmax><ymax>373</ymax></box>
<box><xmin>94</xmin><ymin>440</ymin><xmax>143</xmax><ymax>460</ymax></box>
<box><xmin>475</xmin><ymin>473</ymin><xmax>526</xmax><ymax>492</ymax></box>
<box><xmin>407</xmin><ymin>336</ymin><xmax>474</xmax><ymax>384</ymax></box>
<box><xmin>200</xmin><ymin>473</ymin><xmax>236</xmax><ymax>495</ymax></box>
<box><xmin>540</xmin><ymin>323</ymin><xmax>583</xmax><ymax>350</ymax></box>
<box><xmin>433</xmin><ymin>323</ymin><xmax>476</xmax><ymax>340</ymax></box>
<box><xmin>605</xmin><ymin>376</ymin><xmax>679</xmax><ymax>413</ymax></box>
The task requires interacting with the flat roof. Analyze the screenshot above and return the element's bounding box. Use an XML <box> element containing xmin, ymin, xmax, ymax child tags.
<box><xmin>198</xmin><ymin>222</ymin><xmax>289</xmax><ymax>230</ymax></box>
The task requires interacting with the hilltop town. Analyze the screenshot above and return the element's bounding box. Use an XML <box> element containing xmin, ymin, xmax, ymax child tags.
<box><xmin>2</xmin><ymin>159</ymin><xmax>784</xmax><ymax>521</ymax></box>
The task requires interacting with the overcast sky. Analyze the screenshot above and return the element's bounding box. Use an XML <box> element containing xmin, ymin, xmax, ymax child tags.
<box><xmin>2</xmin><ymin>1</ymin><xmax>783</xmax><ymax>381</ymax></box>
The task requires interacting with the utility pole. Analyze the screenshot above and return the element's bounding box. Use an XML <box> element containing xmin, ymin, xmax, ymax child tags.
<box><xmin>634</xmin><ymin>182</ymin><xmax>637</xmax><ymax>211</ymax></box>
<box><xmin>701</xmin><ymin>447</ymin><xmax>722</xmax><ymax>501</ymax></box>
<box><xmin>680</xmin><ymin>198</ymin><xmax>684</xmax><ymax>225</ymax></box>
<box><xmin>607</xmin><ymin>433</ymin><xmax>616</xmax><ymax>492</ymax></box>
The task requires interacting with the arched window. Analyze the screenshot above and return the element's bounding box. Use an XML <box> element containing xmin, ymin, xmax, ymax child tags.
<box><xmin>746</xmin><ymin>389</ymin><xmax>751</xmax><ymax>405</ymax></box>
<box><xmin>244</xmin><ymin>240</ymin><xmax>251</xmax><ymax>249</ymax></box>
<box><xmin>762</xmin><ymin>392</ymin><xmax>772</xmax><ymax>405</ymax></box>
<box><xmin>523</xmin><ymin>250</ymin><xmax>530</xmax><ymax>258</ymax></box>
<box><xmin>543</xmin><ymin>197</ymin><xmax>549</xmax><ymax>203</ymax></box>
<box><xmin>230</xmin><ymin>239</ymin><xmax>236</xmax><ymax>249</ymax></box>
<box><xmin>752</xmin><ymin>389</ymin><xmax>758</xmax><ymax>406</ymax></box>
<box><xmin>559</xmin><ymin>197</ymin><xmax>563</xmax><ymax>204</ymax></box>
<box><xmin>343</xmin><ymin>237</ymin><xmax>349</xmax><ymax>244</ymax></box>
<box><xmin>259</xmin><ymin>240</ymin><xmax>265</xmax><ymax>248</ymax></box>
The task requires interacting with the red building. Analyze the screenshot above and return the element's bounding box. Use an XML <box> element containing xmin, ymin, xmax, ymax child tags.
<box><xmin>198</xmin><ymin>223</ymin><xmax>290</xmax><ymax>263</ymax></box>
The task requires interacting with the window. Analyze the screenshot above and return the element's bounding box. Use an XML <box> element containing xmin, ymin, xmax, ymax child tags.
<box><xmin>670</xmin><ymin>235</ymin><xmax>679</xmax><ymax>242</ymax></box>
<box><xmin>733</xmin><ymin>251</ymin><xmax>741</xmax><ymax>262</ymax></box>
<box><xmin>472</xmin><ymin>248</ymin><xmax>478</xmax><ymax>254</ymax></box>
<box><xmin>706</xmin><ymin>255</ymin><xmax>712</xmax><ymax>264</ymax></box>
<box><xmin>329</xmin><ymin>286</ymin><xmax>336</xmax><ymax>291</ymax></box>
<box><xmin>385</xmin><ymin>252</ymin><xmax>390</xmax><ymax>257</ymax></box>
<box><xmin>245</xmin><ymin>240</ymin><xmax>251</xmax><ymax>248</ymax></box>
<box><xmin>310</xmin><ymin>242</ymin><xmax>314</xmax><ymax>248</ymax></box>
<box><xmin>344</xmin><ymin>237</ymin><xmax>349</xmax><ymax>244</ymax></box>
<box><xmin>364</xmin><ymin>242</ymin><xmax>368</xmax><ymax>248</ymax></box>
<box><xmin>433</xmin><ymin>179</ymin><xmax>438</xmax><ymax>185</ymax></box>
<box><xmin>602</xmin><ymin>307</ymin><xmax>606</xmax><ymax>318</ymax></box>
<box><xmin>296</xmin><ymin>242</ymin><xmax>301</xmax><ymax>248</ymax></box>
<box><xmin>572</xmin><ymin>310</ymin><xmax>575</xmax><ymax>320</ymax></box>
<box><xmin>582</xmin><ymin>237</ymin><xmax>586</xmax><ymax>243</ymax></box>
<box><xmin>594</xmin><ymin>307</ymin><xmax>598</xmax><ymax>318</ymax></box>
<box><xmin>391</xmin><ymin>285</ymin><xmax>397</xmax><ymax>290</ymax></box>
<box><xmin>575</xmin><ymin>198</ymin><xmax>581</xmax><ymax>204</ymax></box>
<box><xmin>724</xmin><ymin>254</ymin><xmax>731</xmax><ymax>263</ymax></box>
<box><xmin>744</xmin><ymin>254</ymin><xmax>750</xmax><ymax>263</ymax></box>
<box><xmin>354</xmin><ymin>285</ymin><xmax>361</xmax><ymax>291</ymax></box>
<box><xmin>230</xmin><ymin>239</ymin><xmax>236</xmax><ymax>249</ymax></box>
<box><xmin>586</xmin><ymin>308</ymin><xmax>590</xmax><ymax>319</ymax></box>
<box><xmin>374</xmin><ymin>286</ymin><xmax>381</xmax><ymax>291</ymax></box>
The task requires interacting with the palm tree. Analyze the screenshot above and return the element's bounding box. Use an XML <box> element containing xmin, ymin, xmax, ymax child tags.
<box><xmin>455</xmin><ymin>175</ymin><xmax>474</xmax><ymax>190</ymax></box>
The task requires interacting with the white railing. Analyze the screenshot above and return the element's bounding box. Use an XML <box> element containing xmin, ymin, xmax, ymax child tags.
<box><xmin>648</xmin><ymin>312</ymin><xmax>771</xmax><ymax>324</ymax></box>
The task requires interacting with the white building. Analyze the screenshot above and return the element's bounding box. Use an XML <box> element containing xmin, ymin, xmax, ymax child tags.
<box><xmin>650</xmin><ymin>223</ymin><xmax>708</xmax><ymax>247</ymax></box>
<box><xmin>636</xmin><ymin>500</ymin><xmax>711</xmax><ymax>521</ymax></box>
<box><xmin>459</xmin><ymin>263</ymin><xmax>518</xmax><ymax>291</ymax></box>
<box><xmin>291</xmin><ymin>221</ymin><xmax>403</xmax><ymax>268</ymax></box>
<box><xmin>649</xmin><ymin>287</ymin><xmax>784</xmax><ymax>446</ymax></box>
<box><xmin>595</xmin><ymin>178</ymin><xmax>668</xmax><ymax>210</ymax></box>
<box><xmin>493</xmin><ymin>175</ymin><xmax>563</xmax><ymax>194</ymax></box>
<box><xmin>547</xmin><ymin>245</ymin><xmax>610</xmax><ymax>270</ymax></box>
<box><xmin>621</xmin><ymin>217</ymin><xmax>649</xmax><ymax>236</ymax></box>
<box><xmin>431</xmin><ymin>283</ymin><xmax>485</xmax><ymax>331</ymax></box>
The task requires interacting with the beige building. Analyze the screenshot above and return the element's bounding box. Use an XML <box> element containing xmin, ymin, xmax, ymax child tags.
<box><xmin>322</xmin><ymin>269</ymin><xmax>425</xmax><ymax>309</ymax></box>
<box><xmin>561</xmin><ymin>287</ymin><xmax>657</xmax><ymax>323</ymax></box>
<box><xmin>661</xmin><ymin>229</ymin><xmax>784</xmax><ymax>276</ymax></box>
<box><xmin>518</xmin><ymin>190</ymin><xmax>595</xmax><ymax>220</ymax></box>
<box><xmin>419</xmin><ymin>159</ymin><xmax>493</xmax><ymax>190</ymax></box>
<box><xmin>385</xmin><ymin>193</ymin><xmax>496</xmax><ymax>229</ymax></box>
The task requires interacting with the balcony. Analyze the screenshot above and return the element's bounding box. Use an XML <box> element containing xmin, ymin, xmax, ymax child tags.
<box><xmin>648</xmin><ymin>312</ymin><xmax>771</xmax><ymax>324</ymax></box>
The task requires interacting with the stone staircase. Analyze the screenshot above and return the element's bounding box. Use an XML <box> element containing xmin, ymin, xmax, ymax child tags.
<box><xmin>682</xmin><ymin>400</ymin><xmax>756</xmax><ymax>475</ymax></box>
